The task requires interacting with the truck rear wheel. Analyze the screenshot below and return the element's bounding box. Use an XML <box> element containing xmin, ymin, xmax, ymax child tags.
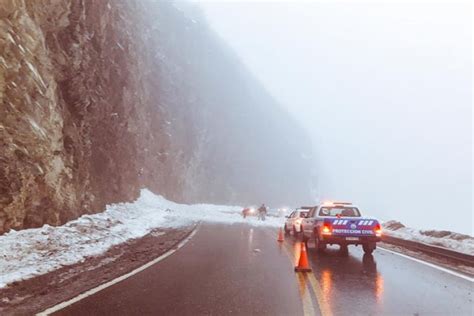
<box><xmin>314</xmin><ymin>232</ymin><xmax>326</xmax><ymax>252</ymax></box>
<box><xmin>293</xmin><ymin>225</ymin><xmax>300</xmax><ymax>238</ymax></box>
<box><xmin>363</xmin><ymin>242</ymin><xmax>376</xmax><ymax>254</ymax></box>
<box><xmin>340</xmin><ymin>244</ymin><xmax>349</xmax><ymax>256</ymax></box>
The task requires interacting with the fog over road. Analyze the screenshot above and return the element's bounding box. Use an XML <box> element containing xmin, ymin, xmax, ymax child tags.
<box><xmin>53</xmin><ymin>224</ymin><xmax>472</xmax><ymax>316</ymax></box>
<box><xmin>199</xmin><ymin>2</ymin><xmax>473</xmax><ymax>234</ymax></box>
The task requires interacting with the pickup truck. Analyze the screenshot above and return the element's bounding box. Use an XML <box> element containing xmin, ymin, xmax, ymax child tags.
<box><xmin>301</xmin><ymin>202</ymin><xmax>382</xmax><ymax>254</ymax></box>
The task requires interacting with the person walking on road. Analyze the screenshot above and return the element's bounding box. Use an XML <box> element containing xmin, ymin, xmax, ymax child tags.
<box><xmin>242</xmin><ymin>208</ymin><xmax>250</xmax><ymax>219</ymax></box>
<box><xmin>258</xmin><ymin>204</ymin><xmax>267</xmax><ymax>221</ymax></box>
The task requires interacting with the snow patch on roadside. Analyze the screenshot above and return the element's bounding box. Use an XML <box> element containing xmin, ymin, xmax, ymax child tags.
<box><xmin>382</xmin><ymin>220</ymin><xmax>474</xmax><ymax>255</ymax></box>
<box><xmin>0</xmin><ymin>189</ymin><xmax>282</xmax><ymax>288</ymax></box>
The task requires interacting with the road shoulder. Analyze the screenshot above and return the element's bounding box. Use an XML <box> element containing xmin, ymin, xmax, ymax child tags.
<box><xmin>0</xmin><ymin>225</ymin><xmax>196</xmax><ymax>316</ymax></box>
<box><xmin>378</xmin><ymin>242</ymin><xmax>474</xmax><ymax>278</ymax></box>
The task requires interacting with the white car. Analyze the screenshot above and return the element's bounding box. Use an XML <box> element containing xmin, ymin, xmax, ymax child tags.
<box><xmin>284</xmin><ymin>209</ymin><xmax>310</xmax><ymax>235</ymax></box>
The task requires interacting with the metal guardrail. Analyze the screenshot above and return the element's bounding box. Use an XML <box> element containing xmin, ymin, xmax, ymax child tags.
<box><xmin>381</xmin><ymin>234</ymin><xmax>474</xmax><ymax>267</ymax></box>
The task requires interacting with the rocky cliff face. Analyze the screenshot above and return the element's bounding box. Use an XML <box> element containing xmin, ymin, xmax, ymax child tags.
<box><xmin>0</xmin><ymin>0</ymin><xmax>315</xmax><ymax>234</ymax></box>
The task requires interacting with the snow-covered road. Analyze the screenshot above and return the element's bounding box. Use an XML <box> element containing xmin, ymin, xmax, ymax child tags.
<box><xmin>1</xmin><ymin>189</ymin><xmax>472</xmax><ymax>290</ymax></box>
<box><xmin>0</xmin><ymin>189</ymin><xmax>280</xmax><ymax>288</ymax></box>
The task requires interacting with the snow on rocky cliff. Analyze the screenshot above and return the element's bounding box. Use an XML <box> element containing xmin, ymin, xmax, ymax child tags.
<box><xmin>0</xmin><ymin>0</ymin><xmax>314</xmax><ymax>235</ymax></box>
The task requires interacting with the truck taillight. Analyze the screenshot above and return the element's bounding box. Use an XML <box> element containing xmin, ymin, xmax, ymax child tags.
<box><xmin>374</xmin><ymin>223</ymin><xmax>382</xmax><ymax>237</ymax></box>
<box><xmin>322</xmin><ymin>222</ymin><xmax>332</xmax><ymax>235</ymax></box>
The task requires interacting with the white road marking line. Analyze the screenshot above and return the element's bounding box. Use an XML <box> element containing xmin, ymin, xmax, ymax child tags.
<box><xmin>296</xmin><ymin>273</ymin><xmax>316</xmax><ymax>316</ymax></box>
<box><xmin>378</xmin><ymin>246</ymin><xmax>474</xmax><ymax>282</ymax></box>
<box><xmin>37</xmin><ymin>226</ymin><xmax>200</xmax><ymax>316</ymax></box>
<box><xmin>307</xmin><ymin>273</ymin><xmax>333</xmax><ymax>316</ymax></box>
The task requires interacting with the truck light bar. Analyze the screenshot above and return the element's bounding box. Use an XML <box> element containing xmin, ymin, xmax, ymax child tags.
<box><xmin>322</xmin><ymin>201</ymin><xmax>352</xmax><ymax>206</ymax></box>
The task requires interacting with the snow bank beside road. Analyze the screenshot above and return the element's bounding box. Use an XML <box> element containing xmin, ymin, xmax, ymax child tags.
<box><xmin>0</xmin><ymin>189</ymin><xmax>281</xmax><ymax>288</ymax></box>
<box><xmin>382</xmin><ymin>220</ymin><xmax>474</xmax><ymax>255</ymax></box>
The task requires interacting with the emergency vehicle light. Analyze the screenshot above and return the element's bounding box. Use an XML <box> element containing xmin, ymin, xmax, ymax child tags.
<box><xmin>322</xmin><ymin>201</ymin><xmax>352</xmax><ymax>206</ymax></box>
<box><xmin>322</xmin><ymin>222</ymin><xmax>332</xmax><ymax>235</ymax></box>
<box><xmin>374</xmin><ymin>223</ymin><xmax>382</xmax><ymax>237</ymax></box>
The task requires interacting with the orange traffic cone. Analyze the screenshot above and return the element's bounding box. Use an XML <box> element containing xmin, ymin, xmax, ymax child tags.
<box><xmin>277</xmin><ymin>228</ymin><xmax>285</xmax><ymax>242</ymax></box>
<box><xmin>294</xmin><ymin>242</ymin><xmax>312</xmax><ymax>272</ymax></box>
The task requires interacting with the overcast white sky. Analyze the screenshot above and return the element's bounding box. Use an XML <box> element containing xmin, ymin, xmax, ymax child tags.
<box><xmin>197</xmin><ymin>0</ymin><xmax>472</xmax><ymax>234</ymax></box>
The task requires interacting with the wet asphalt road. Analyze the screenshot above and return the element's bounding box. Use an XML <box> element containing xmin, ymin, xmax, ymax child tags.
<box><xmin>55</xmin><ymin>224</ymin><xmax>473</xmax><ymax>316</ymax></box>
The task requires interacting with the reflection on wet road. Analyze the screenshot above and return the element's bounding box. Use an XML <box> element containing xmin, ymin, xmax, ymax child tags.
<box><xmin>281</xmin><ymin>230</ymin><xmax>472</xmax><ymax>316</ymax></box>
<box><xmin>53</xmin><ymin>224</ymin><xmax>472</xmax><ymax>316</ymax></box>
